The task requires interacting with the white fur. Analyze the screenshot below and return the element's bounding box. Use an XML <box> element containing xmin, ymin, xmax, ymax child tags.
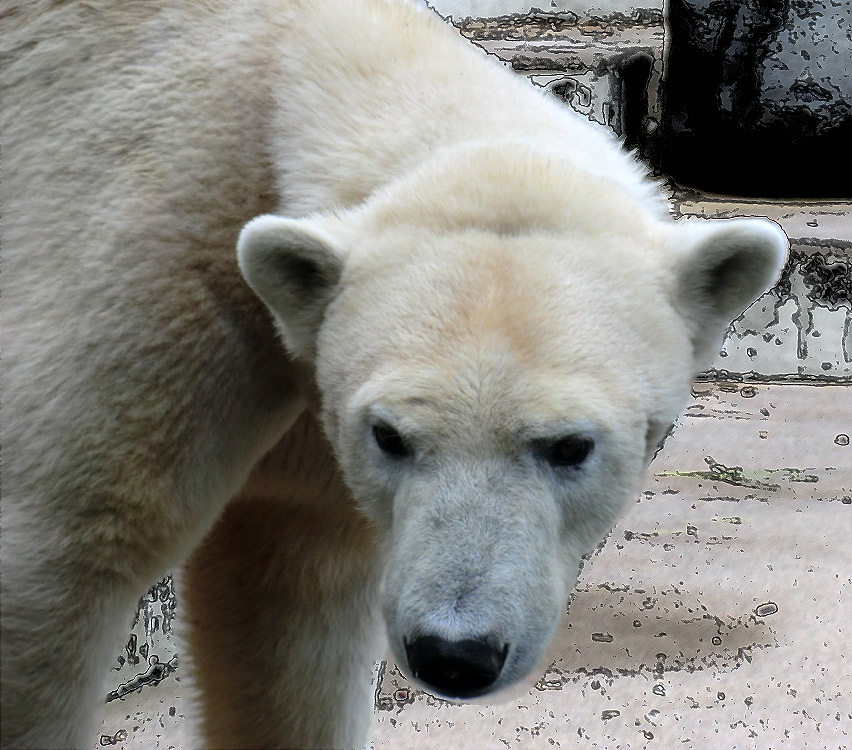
<box><xmin>1</xmin><ymin>1</ymin><xmax>787</xmax><ymax>748</ymax></box>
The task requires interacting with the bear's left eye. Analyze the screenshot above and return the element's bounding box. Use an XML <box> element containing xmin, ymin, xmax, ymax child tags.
<box><xmin>373</xmin><ymin>423</ymin><xmax>410</xmax><ymax>458</ymax></box>
<box><xmin>546</xmin><ymin>436</ymin><xmax>593</xmax><ymax>468</ymax></box>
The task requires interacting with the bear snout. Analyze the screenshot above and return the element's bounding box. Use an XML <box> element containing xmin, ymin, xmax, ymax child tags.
<box><xmin>403</xmin><ymin>634</ymin><xmax>509</xmax><ymax>699</ymax></box>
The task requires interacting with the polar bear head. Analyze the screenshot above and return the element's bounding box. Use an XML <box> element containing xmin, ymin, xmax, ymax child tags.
<box><xmin>237</xmin><ymin>143</ymin><xmax>787</xmax><ymax>701</ymax></box>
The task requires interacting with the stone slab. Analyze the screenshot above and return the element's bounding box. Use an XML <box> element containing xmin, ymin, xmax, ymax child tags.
<box><xmin>672</xmin><ymin>195</ymin><xmax>852</xmax><ymax>246</ymax></box>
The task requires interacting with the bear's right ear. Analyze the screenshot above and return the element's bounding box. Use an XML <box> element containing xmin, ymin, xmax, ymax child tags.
<box><xmin>666</xmin><ymin>217</ymin><xmax>788</xmax><ymax>367</ymax></box>
<box><xmin>237</xmin><ymin>214</ymin><xmax>346</xmax><ymax>358</ymax></box>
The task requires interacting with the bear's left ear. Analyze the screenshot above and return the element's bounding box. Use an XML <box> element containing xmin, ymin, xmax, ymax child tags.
<box><xmin>667</xmin><ymin>217</ymin><xmax>788</xmax><ymax>366</ymax></box>
<box><xmin>237</xmin><ymin>214</ymin><xmax>346</xmax><ymax>359</ymax></box>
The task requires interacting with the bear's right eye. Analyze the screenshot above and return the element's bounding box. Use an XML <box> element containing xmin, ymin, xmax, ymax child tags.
<box><xmin>546</xmin><ymin>436</ymin><xmax>594</xmax><ymax>469</ymax></box>
<box><xmin>373</xmin><ymin>423</ymin><xmax>410</xmax><ymax>458</ymax></box>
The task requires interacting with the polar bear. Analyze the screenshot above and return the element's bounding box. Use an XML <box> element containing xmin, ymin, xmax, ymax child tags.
<box><xmin>1</xmin><ymin>0</ymin><xmax>786</xmax><ymax>748</ymax></box>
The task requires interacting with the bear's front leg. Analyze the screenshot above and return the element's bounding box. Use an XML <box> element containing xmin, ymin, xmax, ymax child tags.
<box><xmin>0</xmin><ymin>526</ymin><xmax>148</xmax><ymax>749</ymax></box>
<box><xmin>182</xmin><ymin>477</ymin><xmax>384</xmax><ymax>750</ymax></box>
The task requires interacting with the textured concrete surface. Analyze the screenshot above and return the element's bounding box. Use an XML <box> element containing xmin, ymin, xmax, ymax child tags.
<box><xmin>95</xmin><ymin>673</ymin><xmax>190</xmax><ymax>750</ymax></box>
<box><xmin>428</xmin><ymin>1</ymin><xmax>661</xmax><ymax>20</ymax></box>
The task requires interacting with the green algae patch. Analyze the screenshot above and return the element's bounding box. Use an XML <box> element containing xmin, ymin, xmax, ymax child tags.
<box><xmin>656</xmin><ymin>456</ymin><xmax>782</xmax><ymax>492</ymax></box>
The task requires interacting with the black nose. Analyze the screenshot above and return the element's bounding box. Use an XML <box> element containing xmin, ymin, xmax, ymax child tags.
<box><xmin>404</xmin><ymin>635</ymin><xmax>509</xmax><ymax>698</ymax></box>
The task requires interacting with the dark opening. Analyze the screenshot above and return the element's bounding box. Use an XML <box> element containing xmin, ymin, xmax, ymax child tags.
<box><xmin>656</xmin><ymin>0</ymin><xmax>852</xmax><ymax>199</ymax></box>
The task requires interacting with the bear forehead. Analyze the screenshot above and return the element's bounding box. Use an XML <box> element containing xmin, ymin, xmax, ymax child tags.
<box><xmin>340</xmin><ymin>226</ymin><xmax>670</xmax><ymax>369</ymax></box>
<box><xmin>328</xmin><ymin>234</ymin><xmax>675</xmax><ymax>429</ymax></box>
<box><xmin>362</xmin><ymin>356</ymin><xmax>629</xmax><ymax>430</ymax></box>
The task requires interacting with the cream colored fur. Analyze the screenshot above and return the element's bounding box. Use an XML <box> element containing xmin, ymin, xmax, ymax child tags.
<box><xmin>1</xmin><ymin>1</ymin><xmax>787</xmax><ymax>748</ymax></box>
